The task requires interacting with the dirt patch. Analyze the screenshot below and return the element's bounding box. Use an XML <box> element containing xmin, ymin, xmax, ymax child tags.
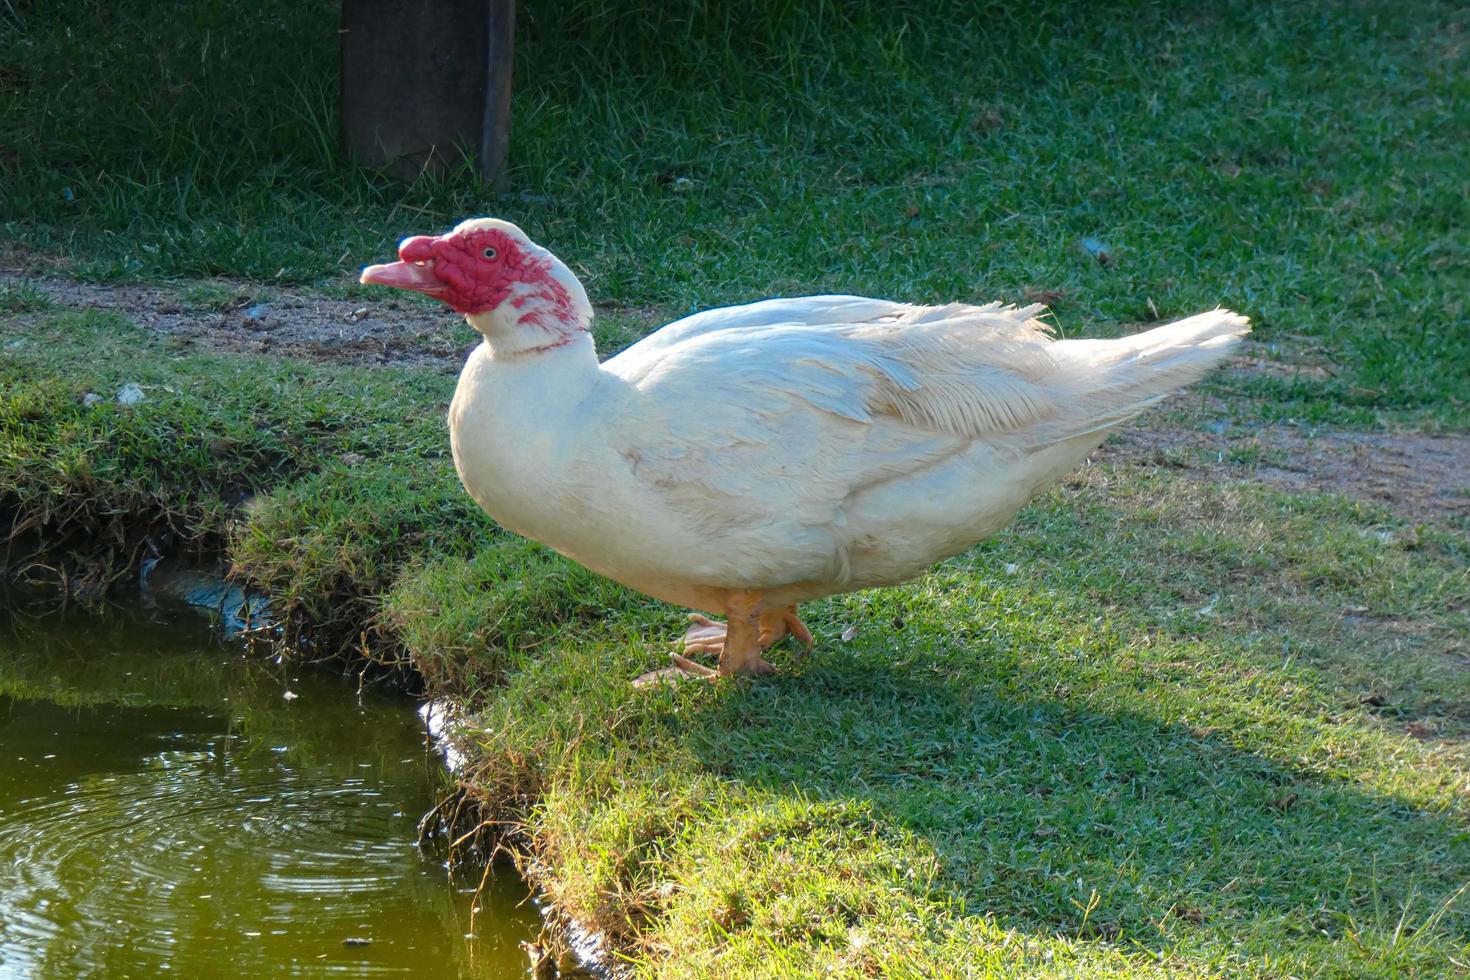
<box><xmin>1102</xmin><ymin>424</ymin><xmax>1470</xmax><ymax>521</ymax></box>
<box><xmin>1</xmin><ymin>270</ymin><xmax>475</xmax><ymax>372</ymax></box>
<box><xmin>1</xmin><ymin>268</ymin><xmax>668</xmax><ymax>371</ymax></box>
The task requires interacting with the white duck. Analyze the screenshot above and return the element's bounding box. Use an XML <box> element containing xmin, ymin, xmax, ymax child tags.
<box><xmin>361</xmin><ymin>218</ymin><xmax>1248</xmax><ymax>682</ymax></box>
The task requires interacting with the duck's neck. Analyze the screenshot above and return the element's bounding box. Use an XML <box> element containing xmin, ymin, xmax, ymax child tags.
<box><xmin>478</xmin><ymin>323</ymin><xmax>598</xmax><ymax>362</ymax></box>
<box><xmin>467</xmin><ymin>250</ymin><xmax>597</xmax><ymax>360</ymax></box>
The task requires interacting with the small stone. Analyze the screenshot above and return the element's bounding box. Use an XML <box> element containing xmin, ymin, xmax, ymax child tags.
<box><xmin>116</xmin><ymin>383</ymin><xmax>146</xmax><ymax>406</ymax></box>
<box><xmin>83</xmin><ymin>392</ymin><xmax>103</xmax><ymax>406</ymax></box>
<box><xmin>671</xmin><ymin>176</ymin><xmax>695</xmax><ymax>193</ymax></box>
<box><xmin>1079</xmin><ymin>236</ymin><xmax>1114</xmax><ymax>266</ymax></box>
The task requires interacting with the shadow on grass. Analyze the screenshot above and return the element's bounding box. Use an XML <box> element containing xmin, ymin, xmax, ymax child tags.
<box><xmin>672</xmin><ymin>639</ymin><xmax>1469</xmax><ymax>957</ymax></box>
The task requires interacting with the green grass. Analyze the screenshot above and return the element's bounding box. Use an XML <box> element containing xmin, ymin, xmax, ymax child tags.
<box><xmin>0</xmin><ymin>280</ymin><xmax>53</xmax><ymax>313</ymax></box>
<box><xmin>5</xmin><ymin>0</ymin><xmax>1470</xmax><ymax>424</ymax></box>
<box><xmin>179</xmin><ymin>280</ymin><xmax>250</xmax><ymax>311</ymax></box>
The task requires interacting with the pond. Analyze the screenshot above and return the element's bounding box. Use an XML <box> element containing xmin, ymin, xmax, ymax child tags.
<box><xmin>0</xmin><ymin>595</ymin><xmax>539</xmax><ymax>978</ymax></box>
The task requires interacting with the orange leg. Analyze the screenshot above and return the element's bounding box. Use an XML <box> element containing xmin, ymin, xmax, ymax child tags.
<box><xmin>633</xmin><ymin>592</ymin><xmax>807</xmax><ymax>686</ymax></box>
<box><xmin>716</xmin><ymin>590</ymin><xmax>774</xmax><ymax>676</ymax></box>
<box><xmin>682</xmin><ymin>605</ymin><xmax>814</xmax><ymax>656</ymax></box>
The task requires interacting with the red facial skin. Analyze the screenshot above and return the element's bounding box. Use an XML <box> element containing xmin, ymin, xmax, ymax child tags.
<box><xmin>361</xmin><ymin>227</ymin><xmax>576</xmax><ymax>327</ymax></box>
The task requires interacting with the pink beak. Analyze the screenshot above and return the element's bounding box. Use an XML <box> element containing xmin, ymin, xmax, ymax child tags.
<box><xmin>358</xmin><ymin>236</ymin><xmax>447</xmax><ymax>298</ymax></box>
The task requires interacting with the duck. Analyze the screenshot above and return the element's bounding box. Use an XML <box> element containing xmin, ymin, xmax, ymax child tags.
<box><xmin>360</xmin><ymin>218</ymin><xmax>1249</xmax><ymax>683</ymax></box>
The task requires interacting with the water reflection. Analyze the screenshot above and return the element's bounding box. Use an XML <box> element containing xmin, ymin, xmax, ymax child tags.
<box><xmin>0</xmin><ymin>601</ymin><xmax>538</xmax><ymax>978</ymax></box>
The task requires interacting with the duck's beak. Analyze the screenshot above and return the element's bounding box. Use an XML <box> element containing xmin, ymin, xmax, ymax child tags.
<box><xmin>359</xmin><ymin>235</ymin><xmax>448</xmax><ymax>298</ymax></box>
<box><xmin>359</xmin><ymin>259</ymin><xmax>447</xmax><ymax>298</ymax></box>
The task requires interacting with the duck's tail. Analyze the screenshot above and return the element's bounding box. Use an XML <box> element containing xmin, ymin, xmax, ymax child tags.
<box><xmin>1050</xmin><ymin>309</ymin><xmax>1251</xmax><ymax>438</ymax></box>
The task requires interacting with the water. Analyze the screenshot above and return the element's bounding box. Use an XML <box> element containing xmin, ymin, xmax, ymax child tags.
<box><xmin>0</xmin><ymin>600</ymin><xmax>539</xmax><ymax>978</ymax></box>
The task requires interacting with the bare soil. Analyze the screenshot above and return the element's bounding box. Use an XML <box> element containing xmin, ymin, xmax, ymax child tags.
<box><xmin>1102</xmin><ymin>425</ymin><xmax>1470</xmax><ymax>521</ymax></box>
<box><xmin>7</xmin><ymin>270</ymin><xmax>1468</xmax><ymax>523</ymax></box>
<box><xmin>2</xmin><ymin>271</ymin><xmax>473</xmax><ymax>372</ymax></box>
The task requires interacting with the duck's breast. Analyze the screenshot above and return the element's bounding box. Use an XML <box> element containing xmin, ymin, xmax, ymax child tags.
<box><xmin>448</xmin><ymin>346</ymin><xmax>801</xmax><ymax>606</ymax></box>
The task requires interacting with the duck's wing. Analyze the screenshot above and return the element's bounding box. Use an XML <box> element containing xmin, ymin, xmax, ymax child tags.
<box><xmin>606</xmin><ymin>295</ymin><xmax>911</xmax><ymax>381</ymax></box>
<box><xmin>613</xmin><ymin>299</ymin><xmax>1248</xmax><ymax>445</ymax></box>
<box><xmin>600</xmin><ymin>302</ymin><xmax>1075</xmax><ymax>582</ymax></box>
<box><xmin>599</xmin><ymin>299</ymin><xmax>1246</xmax><ymax>588</ymax></box>
<box><xmin>608</xmin><ymin>299</ymin><xmax>1066</xmax><ymax>439</ymax></box>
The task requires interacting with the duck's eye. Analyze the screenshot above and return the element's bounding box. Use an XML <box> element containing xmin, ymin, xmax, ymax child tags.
<box><xmin>481</xmin><ymin>247</ymin><xmax>498</xmax><ymax>260</ymax></box>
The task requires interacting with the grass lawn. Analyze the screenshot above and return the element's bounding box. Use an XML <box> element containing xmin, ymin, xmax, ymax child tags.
<box><xmin>4</xmin><ymin>0</ymin><xmax>1469</xmax><ymax>976</ymax></box>
<box><xmin>6</xmin><ymin>0</ymin><xmax>1470</xmax><ymax>425</ymax></box>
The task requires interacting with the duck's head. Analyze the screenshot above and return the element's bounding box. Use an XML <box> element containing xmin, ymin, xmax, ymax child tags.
<box><xmin>360</xmin><ymin>218</ymin><xmax>592</xmax><ymax>355</ymax></box>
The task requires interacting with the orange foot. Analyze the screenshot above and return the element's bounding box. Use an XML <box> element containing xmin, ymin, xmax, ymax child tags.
<box><xmin>632</xmin><ymin>595</ymin><xmax>813</xmax><ymax>688</ymax></box>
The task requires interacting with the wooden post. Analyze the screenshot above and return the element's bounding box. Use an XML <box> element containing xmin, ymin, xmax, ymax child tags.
<box><xmin>480</xmin><ymin>0</ymin><xmax>516</xmax><ymax>190</ymax></box>
<box><xmin>340</xmin><ymin>0</ymin><xmax>515</xmax><ymax>186</ymax></box>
